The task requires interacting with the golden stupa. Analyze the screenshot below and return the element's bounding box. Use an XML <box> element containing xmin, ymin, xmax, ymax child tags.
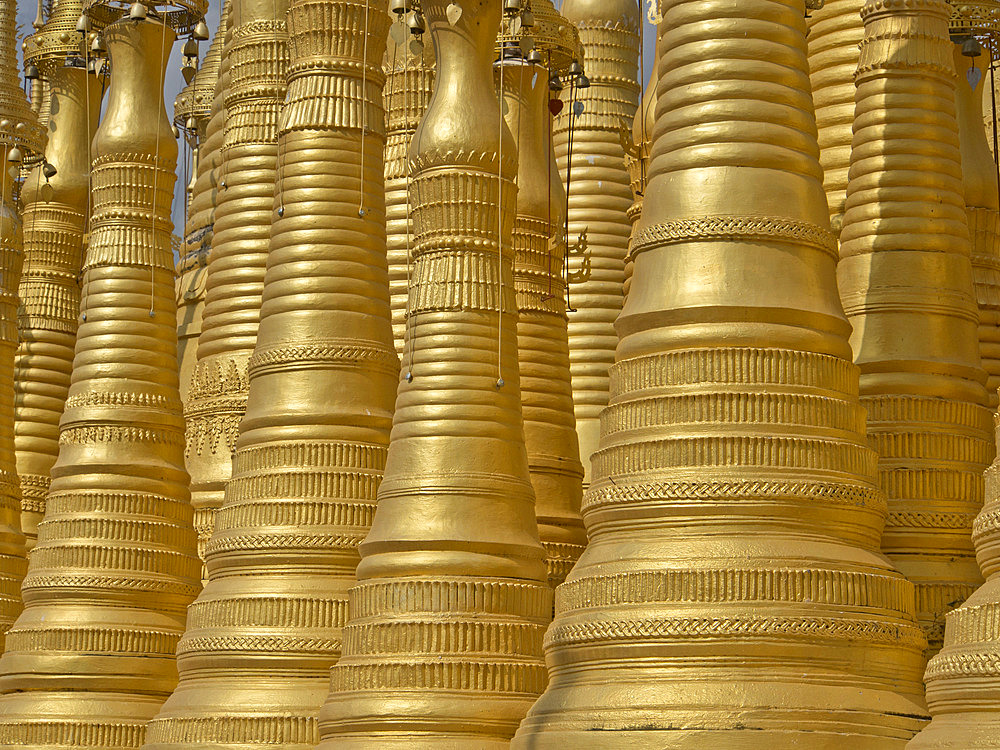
<box><xmin>14</xmin><ymin>0</ymin><xmax>103</xmax><ymax>551</ymax></box>
<box><xmin>0</xmin><ymin>0</ymin><xmax>998</xmax><ymax>745</ymax></box>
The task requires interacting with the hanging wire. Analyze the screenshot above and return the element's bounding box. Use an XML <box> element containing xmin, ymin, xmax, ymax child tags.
<box><xmin>82</xmin><ymin>35</ymin><xmax>92</xmax><ymax>322</ymax></box>
<box><xmin>991</xmin><ymin>46</ymin><xmax>999</xmax><ymax>192</ymax></box>
<box><xmin>148</xmin><ymin>12</ymin><xmax>169</xmax><ymax>318</ymax></box>
<box><xmin>359</xmin><ymin>0</ymin><xmax>370</xmax><ymax>217</ymax></box>
<box><xmin>563</xmin><ymin>70</ymin><xmax>578</xmax><ymax>313</ymax></box>
<box><xmin>496</xmin><ymin>42</ymin><xmax>506</xmax><ymax>388</ymax></box>
<box><xmin>392</xmin><ymin>15</ymin><xmax>417</xmax><ymax>383</ymax></box>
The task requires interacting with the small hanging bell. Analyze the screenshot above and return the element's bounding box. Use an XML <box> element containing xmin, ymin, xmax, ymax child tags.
<box><xmin>503</xmin><ymin>0</ymin><xmax>523</xmax><ymax>16</ymax></box>
<box><xmin>520</xmin><ymin>8</ymin><xmax>534</xmax><ymax>27</ymax></box>
<box><xmin>75</xmin><ymin>13</ymin><xmax>90</xmax><ymax>32</ymax></box>
<box><xmin>129</xmin><ymin>2</ymin><xmax>147</xmax><ymax>21</ymax></box>
<box><xmin>6</xmin><ymin>147</ymin><xmax>23</xmax><ymax>164</ymax></box>
<box><xmin>548</xmin><ymin>73</ymin><xmax>563</xmax><ymax>91</ymax></box>
<box><xmin>193</xmin><ymin>19</ymin><xmax>210</xmax><ymax>40</ymax></box>
<box><xmin>24</xmin><ymin>63</ymin><xmax>40</xmax><ymax>81</ymax></box>
<box><xmin>390</xmin><ymin>0</ymin><xmax>411</xmax><ymax>14</ymax></box>
<box><xmin>526</xmin><ymin>48</ymin><xmax>542</xmax><ymax>64</ymax></box>
<box><xmin>577</xmin><ymin>73</ymin><xmax>590</xmax><ymax>89</ymax></box>
<box><xmin>962</xmin><ymin>35</ymin><xmax>982</xmax><ymax>57</ymax></box>
<box><xmin>91</xmin><ymin>34</ymin><xmax>106</xmax><ymax>54</ymax></box>
<box><xmin>42</xmin><ymin>161</ymin><xmax>57</xmax><ymax>180</ymax></box>
<box><xmin>407</xmin><ymin>10</ymin><xmax>425</xmax><ymax>34</ymax></box>
<box><xmin>185</xmin><ymin>116</ymin><xmax>197</xmax><ymax>129</ymax></box>
<box><xmin>183</xmin><ymin>38</ymin><xmax>198</xmax><ymax>56</ymax></box>
<box><xmin>568</xmin><ymin>60</ymin><xmax>583</xmax><ymax>77</ymax></box>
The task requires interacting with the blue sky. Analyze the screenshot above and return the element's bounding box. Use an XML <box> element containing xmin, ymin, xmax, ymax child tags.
<box><xmin>15</xmin><ymin>0</ymin><xmax>656</xmax><ymax>241</ymax></box>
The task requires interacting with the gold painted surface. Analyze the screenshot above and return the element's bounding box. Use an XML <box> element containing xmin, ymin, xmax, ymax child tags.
<box><xmin>15</xmin><ymin>0</ymin><xmax>103</xmax><ymax>552</ymax></box>
<box><xmin>555</xmin><ymin>0</ymin><xmax>639</xmax><ymax>488</ymax></box>
<box><xmin>838</xmin><ymin>0</ymin><xmax>994</xmax><ymax>656</ymax></box>
<box><xmin>144</xmin><ymin>1</ymin><xmax>395</xmax><ymax>747</ymax></box>
<box><xmin>0</xmin><ymin>0</ymin><xmax>41</xmax><ymax>648</ymax></box>
<box><xmin>807</xmin><ymin>0</ymin><xmax>863</xmax><ymax>231</ymax></box>
<box><xmin>317</xmin><ymin>0</ymin><xmax>551</xmax><ymax>745</ymax></box>
<box><xmin>512</xmin><ymin>0</ymin><xmax>930</xmax><ymax>744</ymax></box>
<box><xmin>623</xmin><ymin>52</ymin><xmax>655</xmax><ymax>300</ymax></box>
<box><xmin>500</xmin><ymin>17</ymin><xmax>585</xmax><ymax>588</ymax></box>
<box><xmin>176</xmin><ymin>0</ymin><xmax>230</xmax><ymax>410</ymax></box>
<box><xmin>955</xmin><ymin>43</ymin><xmax>1000</xmax><ymax>411</ymax></box>
<box><xmin>384</xmin><ymin>11</ymin><xmax>433</xmax><ymax>355</ymax></box>
<box><xmin>14</xmin><ymin>57</ymin><xmax>103</xmax><ymax>552</ymax></box>
<box><xmin>183</xmin><ymin>0</ymin><xmax>288</xmax><ymax>557</ymax></box>
<box><xmin>0</xmin><ymin>18</ymin><xmax>201</xmax><ymax>747</ymax></box>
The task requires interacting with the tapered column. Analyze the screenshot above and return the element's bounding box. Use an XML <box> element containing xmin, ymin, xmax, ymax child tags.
<box><xmin>512</xmin><ymin>0</ymin><xmax>930</xmax><ymax>745</ymax></box>
<box><xmin>144</xmin><ymin>3</ymin><xmax>394</xmax><ymax>748</ymax></box>
<box><xmin>183</xmin><ymin>0</ymin><xmax>288</xmax><ymax>557</ymax></box>
<box><xmin>500</xmin><ymin>27</ymin><xmax>585</xmax><ymax>588</ymax></box>
<box><xmin>910</xmin><ymin>357</ymin><xmax>1000</xmax><ymax>748</ymax></box>
<box><xmin>555</xmin><ymin>0</ymin><xmax>639</xmax><ymax>487</ymax></box>
<box><xmin>624</xmin><ymin>59</ymin><xmax>655</xmax><ymax>300</ymax></box>
<box><xmin>837</xmin><ymin>0</ymin><xmax>993</xmax><ymax>655</ymax></box>
<box><xmin>176</xmin><ymin>0</ymin><xmax>230</xmax><ymax>408</ymax></box>
<box><xmin>0</xmin><ymin>0</ymin><xmax>43</xmax><ymax>646</ymax></box>
<box><xmin>954</xmin><ymin>43</ymin><xmax>1000</xmax><ymax>409</ymax></box>
<box><xmin>807</xmin><ymin>0</ymin><xmax>863</xmax><ymax>230</ymax></box>
<box><xmin>15</xmin><ymin>1</ymin><xmax>103</xmax><ymax>551</ymax></box>
<box><xmin>385</xmin><ymin>13</ymin><xmax>433</xmax><ymax>355</ymax></box>
<box><xmin>317</xmin><ymin>0</ymin><xmax>551</xmax><ymax>746</ymax></box>
<box><xmin>0</xmin><ymin>17</ymin><xmax>201</xmax><ymax>747</ymax></box>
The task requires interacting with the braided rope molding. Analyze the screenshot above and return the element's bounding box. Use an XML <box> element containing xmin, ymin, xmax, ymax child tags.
<box><xmin>178</xmin><ymin>634</ymin><xmax>342</xmax><ymax>655</ymax></box>
<box><xmin>20</xmin><ymin>574</ymin><xmax>201</xmax><ymax>597</ymax></box>
<box><xmin>248</xmin><ymin>342</ymin><xmax>398</xmax><ymax>376</ymax></box>
<box><xmin>630</xmin><ymin>215</ymin><xmax>838</xmax><ymax>257</ymax></box>
<box><xmin>205</xmin><ymin>532</ymin><xmax>365</xmax><ymax>556</ymax></box>
<box><xmin>18</xmin><ymin>473</ymin><xmax>48</xmax><ymax>513</ymax></box>
<box><xmin>925</xmin><ymin>649</ymin><xmax>1000</xmax><ymax>681</ymax></box>
<box><xmin>583</xmin><ymin>478</ymin><xmax>884</xmax><ymax>512</ymax></box>
<box><xmin>545</xmin><ymin>615</ymin><xmax>926</xmax><ymax>649</ymax></box>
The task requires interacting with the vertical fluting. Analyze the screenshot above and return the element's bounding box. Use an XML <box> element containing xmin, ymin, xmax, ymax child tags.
<box><xmin>16</xmin><ymin>0</ymin><xmax>104</xmax><ymax>549</ymax></box>
<box><xmin>317</xmin><ymin>1</ymin><xmax>552</xmax><ymax>746</ymax></box>
<box><xmin>0</xmin><ymin>18</ymin><xmax>201</xmax><ymax>747</ymax></box>
<box><xmin>955</xmin><ymin>44</ymin><xmax>1000</xmax><ymax>410</ymax></box>
<box><xmin>554</xmin><ymin>0</ymin><xmax>639</xmax><ymax>487</ymax></box>
<box><xmin>502</xmin><ymin>53</ymin><xmax>585</xmax><ymax>588</ymax></box>
<box><xmin>512</xmin><ymin>0</ymin><xmax>930</xmax><ymax>745</ymax></box>
<box><xmin>143</xmin><ymin>2</ymin><xmax>395</xmax><ymax>748</ymax></box>
<box><xmin>911</xmin><ymin>342</ymin><xmax>1000</xmax><ymax>748</ymax></box>
<box><xmin>384</xmin><ymin>16</ymin><xmax>433</xmax><ymax>355</ymax></box>
<box><xmin>0</xmin><ymin>0</ymin><xmax>43</xmax><ymax>646</ymax></box>
<box><xmin>183</xmin><ymin>0</ymin><xmax>288</xmax><ymax>557</ymax></box>
<box><xmin>176</xmin><ymin>0</ymin><xmax>230</xmax><ymax>408</ymax></box>
<box><xmin>837</xmin><ymin>0</ymin><xmax>994</xmax><ymax>655</ymax></box>
<box><xmin>807</xmin><ymin>0</ymin><xmax>863</xmax><ymax>230</ymax></box>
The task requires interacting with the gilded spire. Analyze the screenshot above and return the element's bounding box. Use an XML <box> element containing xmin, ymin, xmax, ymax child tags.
<box><xmin>512</xmin><ymin>0</ymin><xmax>929</xmax><ymax>743</ymax></box>
<box><xmin>555</xmin><ymin>0</ymin><xmax>640</xmax><ymax>487</ymax></box>
<box><xmin>0</xmin><ymin>16</ymin><xmax>202</xmax><ymax>746</ymax></box>
<box><xmin>183</xmin><ymin>0</ymin><xmax>289</xmax><ymax>558</ymax></box>
<box><xmin>384</xmin><ymin>7</ymin><xmax>434</xmax><ymax>354</ymax></box>
<box><xmin>807</xmin><ymin>0</ymin><xmax>863</xmax><ymax>230</ymax></box>
<box><xmin>176</xmin><ymin>0</ymin><xmax>231</xmax><ymax>409</ymax></box>
<box><xmin>500</xmin><ymin>2</ymin><xmax>586</xmax><ymax>587</ymax></box>
<box><xmin>318</xmin><ymin>0</ymin><xmax>551</xmax><ymax>744</ymax></box>
<box><xmin>837</xmin><ymin>0</ymin><xmax>994</xmax><ymax>655</ymax></box>
<box><xmin>0</xmin><ymin>0</ymin><xmax>44</xmax><ymax>646</ymax></box>
<box><xmin>144</xmin><ymin>1</ymin><xmax>396</xmax><ymax>746</ymax></box>
<box><xmin>14</xmin><ymin>0</ymin><xmax>104</xmax><ymax>550</ymax></box>
<box><xmin>953</xmin><ymin>33</ymin><xmax>1000</xmax><ymax>409</ymax></box>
